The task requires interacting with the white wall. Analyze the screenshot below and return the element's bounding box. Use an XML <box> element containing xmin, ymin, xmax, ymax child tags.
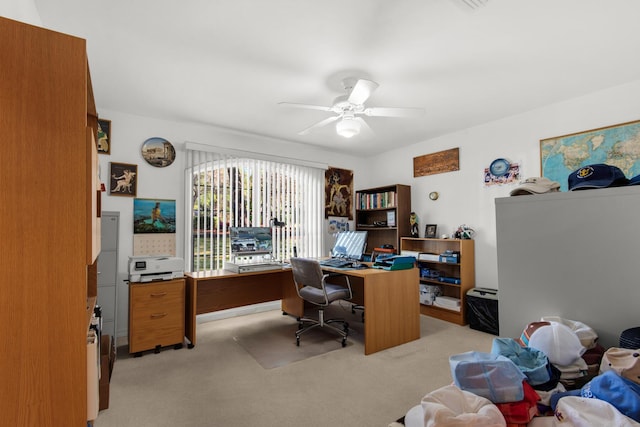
<box><xmin>102</xmin><ymin>79</ymin><xmax>640</xmax><ymax>337</ymax></box>
<box><xmin>97</xmin><ymin>109</ymin><xmax>366</xmax><ymax>337</ymax></box>
<box><xmin>0</xmin><ymin>0</ymin><xmax>41</xmax><ymax>25</ymax></box>
<box><xmin>365</xmin><ymin>79</ymin><xmax>640</xmax><ymax>289</ymax></box>
<box><xmin>9</xmin><ymin>0</ymin><xmax>640</xmax><ymax>333</ymax></box>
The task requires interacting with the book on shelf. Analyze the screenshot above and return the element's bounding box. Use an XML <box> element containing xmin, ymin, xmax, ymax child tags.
<box><xmin>357</xmin><ymin>190</ymin><xmax>396</xmax><ymax>210</ymax></box>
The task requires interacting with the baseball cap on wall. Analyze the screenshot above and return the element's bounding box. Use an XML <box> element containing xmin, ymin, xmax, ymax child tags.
<box><xmin>568</xmin><ymin>164</ymin><xmax>629</xmax><ymax>191</ymax></box>
<box><xmin>510</xmin><ymin>177</ymin><xmax>561</xmax><ymax>196</ymax></box>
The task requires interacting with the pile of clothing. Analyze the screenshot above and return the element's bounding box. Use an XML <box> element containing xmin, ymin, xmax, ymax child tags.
<box><xmin>395</xmin><ymin>317</ymin><xmax>640</xmax><ymax>426</ymax></box>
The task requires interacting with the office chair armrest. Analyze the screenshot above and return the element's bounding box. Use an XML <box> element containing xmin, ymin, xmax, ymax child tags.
<box><xmin>322</xmin><ymin>273</ymin><xmax>351</xmax><ymax>292</ymax></box>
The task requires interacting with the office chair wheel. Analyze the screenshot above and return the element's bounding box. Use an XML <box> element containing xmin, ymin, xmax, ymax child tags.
<box><xmin>341</xmin><ymin>337</ymin><xmax>347</xmax><ymax>347</ymax></box>
<box><xmin>296</xmin><ymin>336</ymin><xmax>300</xmax><ymax>346</ymax></box>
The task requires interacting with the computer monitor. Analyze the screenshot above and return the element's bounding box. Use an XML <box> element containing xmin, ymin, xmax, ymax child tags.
<box><xmin>230</xmin><ymin>227</ymin><xmax>273</xmax><ymax>254</ymax></box>
<box><xmin>331</xmin><ymin>231</ymin><xmax>368</xmax><ymax>261</ymax></box>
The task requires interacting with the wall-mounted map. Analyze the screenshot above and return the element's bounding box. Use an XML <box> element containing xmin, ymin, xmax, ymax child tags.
<box><xmin>541</xmin><ymin>119</ymin><xmax>640</xmax><ymax>192</ymax></box>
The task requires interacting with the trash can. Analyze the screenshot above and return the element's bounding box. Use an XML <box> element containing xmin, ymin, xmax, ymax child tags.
<box><xmin>466</xmin><ymin>287</ymin><xmax>499</xmax><ymax>335</ymax></box>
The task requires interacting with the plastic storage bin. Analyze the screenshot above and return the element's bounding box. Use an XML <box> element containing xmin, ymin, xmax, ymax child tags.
<box><xmin>466</xmin><ymin>287</ymin><xmax>499</xmax><ymax>335</ymax></box>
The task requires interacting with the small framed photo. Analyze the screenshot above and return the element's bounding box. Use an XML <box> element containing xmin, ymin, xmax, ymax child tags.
<box><xmin>386</xmin><ymin>210</ymin><xmax>396</xmax><ymax>227</ymax></box>
<box><xmin>97</xmin><ymin>118</ymin><xmax>111</xmax><ymax>154</ymax></box>
<box><xmin>425</xmin><ymin>224</ymin><xmax>438</xmax><ymax>238</ymax></box>
<box><xmin>109</xmin><ymin>162</ymin><xmax>137</xmax><ymax>197</ymax></box>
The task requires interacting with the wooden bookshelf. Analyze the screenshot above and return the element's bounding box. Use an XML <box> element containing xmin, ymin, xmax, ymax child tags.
<box><xmin>355</xmin><ymin>184</ymin><xmax>411</xmax><ymax>253</ymax></box>
<box><xmin>401</xmin><ymin>237</ymin><xmax>475</xmax><ymax>325</ymax></box>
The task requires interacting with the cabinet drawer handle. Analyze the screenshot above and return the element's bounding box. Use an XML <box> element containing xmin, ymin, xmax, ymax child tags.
<box><xmin>150</xmin><ymin>313</ymin><xmax>168</xmax><ymax>319</ymax></box>
<box><xmin>150</xmin><ymin>292</ymin><xmax>167</xmax><ymax>297</ymax></box>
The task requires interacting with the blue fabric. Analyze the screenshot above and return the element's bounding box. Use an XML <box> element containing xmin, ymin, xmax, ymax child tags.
<box><xmin>449</xmin><ymin>351</ymin><xmax>526</xmax><ymax>403</ymax></box>
<box><xmin>585</xmin><ymin>370</ymin><xmax>640</xmax><ymax>422</ymax></box>
<box><xmin>491</xmin><ymin>337</ymin><xmax>551</xmax><ymax>386</ymax></box>
<box><xmin>550</xmin><ymin>371</ymin><xmax>640</xmax><ymax>422</ymax></box>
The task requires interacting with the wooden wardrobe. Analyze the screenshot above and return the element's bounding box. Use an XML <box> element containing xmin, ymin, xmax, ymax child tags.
<box><xmin>0</xmin><ymin>16</ymin><xmax>101</xmax><ymax>426</ymax></box>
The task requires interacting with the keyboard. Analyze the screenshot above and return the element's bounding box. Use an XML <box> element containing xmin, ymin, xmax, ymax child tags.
<box><xmin>319</xmin><ymin>258</ymin><xmax>353</xmax><ymax>268</ymax></box>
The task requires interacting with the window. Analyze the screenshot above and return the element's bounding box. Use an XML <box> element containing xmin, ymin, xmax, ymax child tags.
<box><xmin>185</xmin><ymin>145</ymin><xmax>325</xmax><ymax>271</ymax></box>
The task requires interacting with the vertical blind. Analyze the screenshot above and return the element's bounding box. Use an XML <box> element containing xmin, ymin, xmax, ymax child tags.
<box><xmin>185</xmin><ymin>146</ymin><xmax>325</xmax><ymax>271</ymax></box>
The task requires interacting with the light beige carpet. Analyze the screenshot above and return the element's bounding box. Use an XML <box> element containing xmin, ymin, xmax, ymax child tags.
<box><xmin>95</xmin><ymin>306</ymin><xmax>495</xmax><ymax>427</ymax></box>
<box><xmin>232</xmin><ymin>302</ymin><xmax>362</xmax><ymax>369</ymax></box>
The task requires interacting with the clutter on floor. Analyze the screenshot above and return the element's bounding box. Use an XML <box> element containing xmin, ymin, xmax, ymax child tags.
<box><xmin>394</xmin><ymin>317</ymin><xmax>640</xmax><ymax>427</ymax></box>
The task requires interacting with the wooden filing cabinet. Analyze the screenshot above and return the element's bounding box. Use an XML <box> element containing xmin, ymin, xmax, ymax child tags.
<box><xmin>129</xmin><ymin>278</ymin><xmax>186</xmax><ymax>356</ymax></box>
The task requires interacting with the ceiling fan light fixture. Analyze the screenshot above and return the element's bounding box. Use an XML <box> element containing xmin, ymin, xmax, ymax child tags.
<box><xmin>336</xmin><ymin>118</ymin><xmax>361</xmax><ymax>138</ymax></box>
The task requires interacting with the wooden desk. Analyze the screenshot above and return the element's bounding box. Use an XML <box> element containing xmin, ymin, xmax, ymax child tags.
<box><xmin>185</xmin><ymin>266</ymin><xmax>420</xmax><ymax>355</ymax></box>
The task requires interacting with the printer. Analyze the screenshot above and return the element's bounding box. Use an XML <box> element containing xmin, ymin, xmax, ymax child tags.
<box><xmin>128</xmin><ymin>256</ymin><xmax>184</xmax><ymax>283</ymax></box>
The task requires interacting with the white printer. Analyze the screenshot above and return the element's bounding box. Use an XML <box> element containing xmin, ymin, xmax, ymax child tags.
<box><xmin>128</xmin><ymin>256</ymin><xmax>184</xmax><ymax>283</ymax></box>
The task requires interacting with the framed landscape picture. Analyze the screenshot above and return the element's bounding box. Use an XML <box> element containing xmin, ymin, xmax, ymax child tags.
<box><xmin>133</xmin><ymin>198</ymin><xmax>177</xmax><ymax>234</ymax></box>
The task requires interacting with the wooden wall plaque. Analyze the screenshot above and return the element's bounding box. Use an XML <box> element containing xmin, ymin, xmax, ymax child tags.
<box><xmin>413</xmin><ymin>147</ymin><xmax>460</xmax><ymax>177</ymax></box>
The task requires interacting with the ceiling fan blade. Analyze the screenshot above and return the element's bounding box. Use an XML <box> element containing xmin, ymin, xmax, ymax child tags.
<box><xmin>298</xmin><ymin>115</ymin><xmax>341</xmax><ymax>135</ymax></box>
<box><xmin>354</xmin><ymin>117</ymin><xmax>375</xmax><ymax>138</ymax></box>
<box><xmin>347</xmin><ymin>79</ymin><xmax>379</xmax><ymax>105</ymax></box>
<box><xmin>363</xmin><ymin>107</ymin><xmax>425</xmax><ymax>118</ymax></box>
<box><xmin>278</xmin><ymin>102</ymin><xmax>332</xmax><ymax>112</ymax></box>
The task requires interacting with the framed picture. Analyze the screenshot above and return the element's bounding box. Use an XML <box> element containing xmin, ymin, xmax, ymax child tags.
<box><xmin>327</xmin><ymin>216</ymin><xmax>349</xmax><ymax>234</ymax></box>
<box><xmin>97</xmin><ymin>118</ymin><xmax>111</xmax><ymax>154</ymax></box>
<box><xmin>109</xmin><ymin>162</ymin><xmax>137</xmax><ymax>197</ymax></box>
<box><xmin>386</xmin><ymin>210</ymin><xmax>396</xmax><ymax>227</ymax></box>
<box><xmin>133</xmin><ymin>198</ymin><xmax>176</xmax><ymax>233</ymax></box>
<box><xmin>425</xmin><ymin>224</ymin><xmax>438</xmax><ymax>238</ymax></box>
<box><xmin>324</xmin><ymin>167</ymin><xmax>353</xmax><ymax>220</ymax></box>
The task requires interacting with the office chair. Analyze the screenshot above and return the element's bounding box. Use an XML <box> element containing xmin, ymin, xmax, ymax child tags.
<box><xmin>290</xmin><ymin>257</ymin><xmax>352</xmax><ymax>347</ymax></box>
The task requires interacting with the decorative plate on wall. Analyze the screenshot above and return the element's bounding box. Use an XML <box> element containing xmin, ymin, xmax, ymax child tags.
<box><xmin>141</xmin><ymin>137</ymin><xmax>176</xmax><ymax>168</ymax></box>
<box><xmin>489</xmin><ymin>158</ymin><xmax>510</xmax><ymax>177</ymax></box>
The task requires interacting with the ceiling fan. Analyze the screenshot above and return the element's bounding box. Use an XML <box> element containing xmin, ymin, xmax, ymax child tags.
<box><xmin>278</xmin><ymin>77</ymin><xmax>425</xmax><ymax>138</ymax></box>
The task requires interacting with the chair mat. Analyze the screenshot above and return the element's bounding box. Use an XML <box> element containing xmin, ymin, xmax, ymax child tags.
<box><xmin>232</xmin><ymin>302</ymin><xmax>363</xmax><ymax>369</ymax></box>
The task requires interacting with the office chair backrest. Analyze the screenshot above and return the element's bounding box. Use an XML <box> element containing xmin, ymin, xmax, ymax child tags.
<box><xmin>290</xmin><ymin>258</ymin><xmax>323</xmax><ymax>289</ymax></box>
<box><xmin>290</xmin><ymin>257</ymin><xmax>324</xmax><ymax>291</ymax></box>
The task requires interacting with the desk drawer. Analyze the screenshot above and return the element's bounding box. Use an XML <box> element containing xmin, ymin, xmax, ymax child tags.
<box><xmin>129</xmin><ymin>279</ymin><xmax>185</xmax><ymax>354</ymax></box>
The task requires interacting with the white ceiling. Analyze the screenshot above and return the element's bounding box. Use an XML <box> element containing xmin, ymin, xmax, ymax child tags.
<box><xmin>34</xmin><ymin>0</ymin><xmax>640</xmax><ymax>156</ymax></box>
